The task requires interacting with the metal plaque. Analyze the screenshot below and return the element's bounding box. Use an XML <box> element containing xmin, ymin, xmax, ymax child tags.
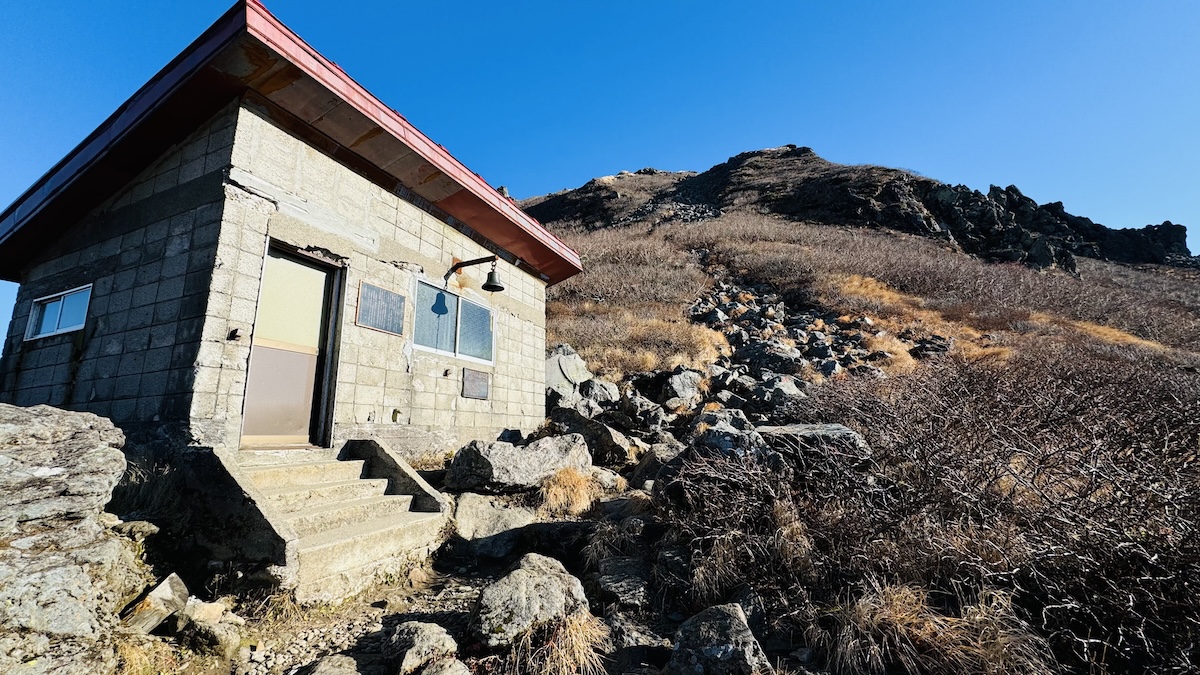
<box><xmin>462</xmin><ymin>368</ymin><xmax>490</xmax><ymax>400</ymax></box>
<box><xmin>356</xmin><ymin>283</ymin><xmax>405</xmax><ymax>336</ymax></box>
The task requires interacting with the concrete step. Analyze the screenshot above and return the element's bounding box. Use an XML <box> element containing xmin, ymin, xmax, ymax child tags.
<box><xmin>296</xmin><ymin>511</ymin><xmax>443</xmax><ymax>585</ymax></box>
<box><xmin>238</xmin><ymin>448</ymin><xmax>341</xmax><ymax>467</ymax></box>
<box><xmin>285</xmin><ymin>495</ymin><xmax>415</xmax><ymax>538</ymax></box>
<box><xmin>241</xmin><ymin>460</ymin><xmax>365</xmax><ymax>490</ymax></box>
<box><xmin>259</xmin><ymin>478</ymin><xmax>391</xmax><ymax>513</ymax></box>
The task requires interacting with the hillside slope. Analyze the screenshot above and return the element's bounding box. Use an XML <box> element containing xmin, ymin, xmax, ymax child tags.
<box><xmin>522</xmin><ymin>147</ymin><xmax>1200</xmax><ymax>674</ymax></box>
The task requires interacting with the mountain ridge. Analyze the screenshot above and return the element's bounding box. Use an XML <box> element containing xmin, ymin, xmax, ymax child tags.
<box><xmin>523</xmin><ymin>145</ymin><xmax>1194</xmax><ymax>273</ymax></box>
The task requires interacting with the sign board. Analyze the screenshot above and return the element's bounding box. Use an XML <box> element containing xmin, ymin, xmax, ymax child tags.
<box><xmin>462</xmin><ymin>368</ymin><xmax>490</xmax><ymax>400</ymax></box>
<box><xmin>356</xmin><ymin>283</ymin><xmax>405</xmax><ymax>336</ymax></box>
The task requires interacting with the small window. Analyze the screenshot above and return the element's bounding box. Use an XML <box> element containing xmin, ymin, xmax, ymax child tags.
<box><xmin>413</xmin><ymin>281</ymin><xmax>493</xmax><ymax>362</ymax></box>
<box><xmin>26</xmin><ymin>285</ymin><xmax>92</xmax><ymax>340</ymax></box>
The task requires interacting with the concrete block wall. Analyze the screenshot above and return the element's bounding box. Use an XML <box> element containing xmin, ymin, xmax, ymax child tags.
<box><xmin>0</xmin><ymin>104</ymin><xmax>237</xmax><ymax>431</ymax></box>
<box><xmin>191</xmin><ymin>102</ymin><xmax>548</xmax><ymax>454</ymax></box>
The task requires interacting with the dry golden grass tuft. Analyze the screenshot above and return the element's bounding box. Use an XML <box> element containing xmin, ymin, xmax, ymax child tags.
<box><xmin>539</xmin><ymin>468</ymin><xmax>601</xmax><ymax>517</ymax></box>
<box><xmin>115</xmin><ymin>637</ymin><xmax>180</xmax><ymax>675</ymax></box>
<box><xmin>820</xmin><ymin>580</ymin><xmax>1055</xmax><ymax>675</ymax></box>
<box><xmin>508</xmin><ymin>613</ymin><xmax>610</xmax><ymax>675</ymax></box>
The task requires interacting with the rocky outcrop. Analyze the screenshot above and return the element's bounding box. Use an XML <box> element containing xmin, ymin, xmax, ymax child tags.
<box><xmin>0</xmin><ymin>404</ymin><xmax>150</xmax><ymax>675</ymax></box>
<box><xmin>523</xmin><ymin>144</ymin><xmax>1196</xmax><ymax>271</ymax></box>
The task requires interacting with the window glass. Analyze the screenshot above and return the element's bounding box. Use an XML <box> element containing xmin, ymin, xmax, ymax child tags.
<box><xmin>58</xmin><ymin>289</ymin><xmax>91</xmax><ymax>330</ymax></box>
<box><xmin>414</xmin><ymin>282</ymin><xmax>458</xmax><ymax>353</ymax></box>
<box><xmin>34</xmin><ymin>298</ymin><xmax>61</xmax><ymax>336</ymax></box>
<box><xmin>458</xmin><ymin>300</ymin><xmax>493</xmax><ymax>361</ymax></box>
<box><xmin>27</xmin><ymin>286</ymin><xmax>91</xmax><ymax>339</ymax></box>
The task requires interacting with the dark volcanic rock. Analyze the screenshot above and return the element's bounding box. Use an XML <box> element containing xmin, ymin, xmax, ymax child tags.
<box><xmin>525</xmin><ymin>145</ymin><xmax>1194</xmax><ymax>271</ymax></box>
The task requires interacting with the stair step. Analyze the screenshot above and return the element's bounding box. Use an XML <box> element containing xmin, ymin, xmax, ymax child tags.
<box><xmin>238</xmin><ymin>448</ymin><xmax>340</xmax><ymax>467</ymax></box>
<box><xmin>242</xmin><ymin>460</ymin><xmax>365</xmax><ymax>490</ymax></box>
<box><xmin>296</xmin><ymin>512</ymin><xmax>443</xmax><ymax>580</ymax></box>
<box><xmin>259</xmin><ymin>479</ymin><xmax>391</xmax><ymax>513</ymax></box>
<box><xmin>285</xmin><ymin>495</ymin><xmax>415</xmax><ymax>537</ymax></box>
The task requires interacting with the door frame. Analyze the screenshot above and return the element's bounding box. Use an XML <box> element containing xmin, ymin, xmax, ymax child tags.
<box><xmin>240</xmin><ymin>241</ymin><xmax>345</xmax><ymax>448</ymax></box>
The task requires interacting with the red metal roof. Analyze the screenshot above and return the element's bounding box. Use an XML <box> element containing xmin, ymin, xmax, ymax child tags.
<box><xmin>0</xmin><ymin>0</ymin><xmax>582</xmax><ymax>284</ymax></box>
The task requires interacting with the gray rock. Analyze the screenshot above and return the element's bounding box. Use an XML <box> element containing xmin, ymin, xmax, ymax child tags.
<box><xmin>691</xmin><ymin>409</ymin><xmax>768</xmax><ymax>457</ymax></box>
<box><xmin>587</xmin><ymin>466</ymin><xmax>624</xmax><ymax>492</ymax></box>
<box><xmin>0</xmin><ymin>404</ymin><xmax>149</xmax><ymax>675</ymax></box>
<box><xmin>663</xmin><ymin>604</ymin><xmax>773</xmax><ymax>675</ymax></box>
<box><xmin>814</xmin><ymin>359</ymin><xmax>843</xmax><ymax>378</ymax></box>
<box><xmin>580</xmin><ymin>378</ymin><xmax>620</xmax><ymax>405</ymax></box>
<box><xmin>307</xmin><ymin>654</ymin><xmax>361</xmax><ymax>675</ymax></box>
<box><xmin>661</xmin><ymin>367</ymin><xmax>704</xmax><ymax>411</ymax></box>
<box><xmin>598</xmin><ymin>556</ymin><xmax>651</xmax><ymax>608</ymax></box>
<box><xmin>756</xmin><ymin>423</ymin><xmax>872</xmax><ymax>462</ymax></box>
<box><xmin>752</xmin><ymin>374</ymin><xmax>806</xmax><ymax>406</ymax></box>
<box><xmin>183</xmin><ymin>618</ymin><xmax>243</xmax><ymax>660</ymax></box>
<box><xmin>549</xmin><ymin>408</ymin><xmax>637</xmax><ymax>467</ymax></box>
<box><xmin>474</xmin><ymin>553</ymin><xmax>591</xmax><ymax>648</ymax></box>
<box><xmin>733</xmin><ymin>340</ymin><xmax>807</xmax><ymax>376</ymax></box>
<box><xmin>384</xmin><ymin>621</ymin><xmax>458</xmax><ymax>675</ymax></box>
<box><xmin>546</xmin><ymin>344</ymin><xmax>596</xmax><ymax>406</ymax></box>
<box><xmin>628</xmin><ymin>442</ymin><xmax>685</xmax><ymax>488</ymax></box>
<box><xmin>453</xmin><ymin>492</ymin><xmax>536</xmax><ymax>558</ymax></box>
<box><xmin>418</xmin><ymin>659</ymin><xmax>471</xmax><ymax>675</ymax></box>
<box><xmin>444</xmin><ymin>434</ymin><xmax>591</xmax><ymax>492</ymax></box>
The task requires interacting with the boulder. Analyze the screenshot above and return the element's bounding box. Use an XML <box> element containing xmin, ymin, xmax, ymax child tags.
<box><xmin>453</xmin><ymin>492</ymin><xmax>536</xmax><ymax>558</ymax></box>
<box><xmin>474</xmin><ymin>553</ymin><xmax>591</xmax><ymax>648</ymax></box>
<box><xmin>384</xmin><ymin>621</ymin><xmax>458</xmax><ymax>675</ymax></box>
<box><xmin>751</xmin><ymin>374</ymin><xmax>806</xmax><ymax>407</ymax></box>
<box><xmin>549</xmin><ymin>408</ymin><xmax>637</xmax><ymax>467</ymax></box>
<box><xmin>628</xmin><ymin>442</ymin><xmax>685</xmax><ymax>489</ymax></box>
<box><xmin>691</xmin><ymin>409</ymin><xmax>768</xmax><ymax>457</ymax></box>
<box><xmin>756</xmin><ymin>423</ymin><xmax>872</xmax><ymax>462</ymax></box>
<box><xmin>597</xmin><ymin>556</ymin><xmax>651</xmax><ymax>608</ymax></box>
<box><xmin>579</xmin><ymin>378</ymin><xmax>620</xmax><ymax>405</ymax></box>
<box><xmin>307</xmin><ymin>654</ymin><xmax>361</xmax><ymax>675</ymax></box>
<box><xmin>733</xmin><ymin>340</ymin><xmax>807</xmax><ymax>376</ymax></box>
<box><xmin>0</xmin><ymin>404</ymin><xmax>150</xmax><ymax>675</ymax></box>
<box><xmin>546</xmin><ymin>344</ymin><xmax>595</xmax><ymax>406</ymax></box>
<box><xmin>663</xmin><ymin>604</ymin><xmax>773</xmax><ymax>675</ymax></box>
<box><xmin>661</xmin><ymin>367</ymin><xmax>705</xmax><ymax>411</ymax></box>
<box><xmin>444</xmin><ymin>434</ymin><xmax>591</xmax><ymax>493</ymax></box>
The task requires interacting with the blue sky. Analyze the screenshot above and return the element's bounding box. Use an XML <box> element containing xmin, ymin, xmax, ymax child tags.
<box><xmin>1</xmin><ymin>1</ymin><xmax>1197</xmax><ymax>322</ymax></box>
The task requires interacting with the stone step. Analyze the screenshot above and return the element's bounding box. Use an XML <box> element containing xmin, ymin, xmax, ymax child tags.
<box><xmin>238</xmin><ymin>448</ymin><xmax>341</xmax><ymax>467</ymax></box>
<box><xmin>285</xmin><ymin>495</ymin><xmax>415</xmax><ymax>538</ymax></box>
<box><xmin>259</xmin><ymin>479</ymin><xmax>391</xmax><ymax>513</ymax></box>
<box><xmin>241</xmin><ymin>459</ymin><xmax>365</xmax><ymax>490</ymax></box>
<box><xmin>296</xmin><ymin>512</ymin><xmax>443</xmax><ymax>587</ymax></box>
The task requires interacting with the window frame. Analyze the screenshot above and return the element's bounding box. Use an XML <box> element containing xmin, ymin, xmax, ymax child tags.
<box><xmin>25</xmin><ymin>284</ymin><xmax>93</xmax><ymax>340</ymax></box>
<box><xmin>411</xmin><ymin>280</ymin><xmax>495</xmax><ymax>365</ymax></box>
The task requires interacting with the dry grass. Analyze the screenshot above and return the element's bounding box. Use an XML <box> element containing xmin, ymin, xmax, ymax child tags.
<box><xmin>539</xmin><ymin>468</ymin><xmax>601</xmax><ymax>517</ymax></box>
<box><xmin>820</xmin><ymin>580</ymin><xmax>1055</xmax><ymax>675</ymax></box>
<box><xmin>406</xmin><ymin>450</ymin><xmax>453</xmax><ymax>471</ymax></box>
<box><xmin>545</xmin><ymin>203</ymin><xmax>1200</xmax><ymax>674</ymax></box>
<box><xmin>115</xmin><ymin>636</ymin><xmax>180</xmax><ymax>675</ymax></box>
<box><xmin>508</xmin><ymin>613</ymin><xmax>610</xmax><ymax>675</ymax></box>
